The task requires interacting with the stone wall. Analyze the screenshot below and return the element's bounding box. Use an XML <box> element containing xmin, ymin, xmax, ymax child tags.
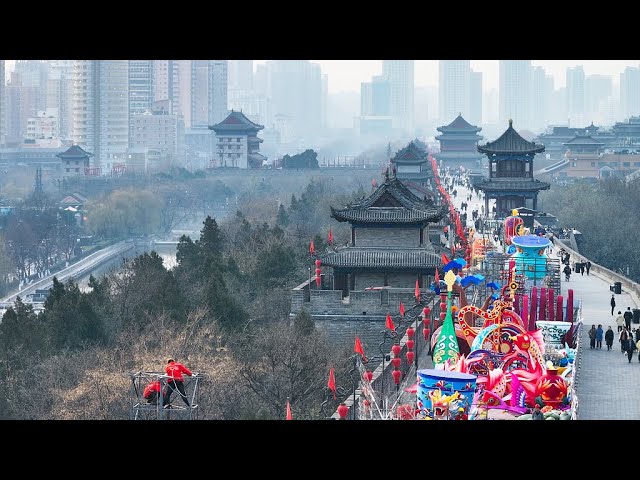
<box><xmin>355</xmin><ymin>226</ymin><xmax>420</xmax><ymax>247</ymax></box>
<box><xmin>355</xmin><ymin>271</ymin><xmax>384</xmax><ymax>290</ymax></box>
<box><xmin>387</xmin><ymin>272</ymin><xmax>416</xmax><ymax>288</ymax></box>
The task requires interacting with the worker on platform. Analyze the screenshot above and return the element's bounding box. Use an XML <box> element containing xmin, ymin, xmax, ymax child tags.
<box><xmin>163</xmin><ymin>358</ymin><xmax>195</xmax><ymax>407</ymax></box>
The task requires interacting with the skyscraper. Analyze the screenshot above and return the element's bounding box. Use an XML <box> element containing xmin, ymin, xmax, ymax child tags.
<box><xmin>566</xmin><ymin>66</ymin><xmax>585</xmax><ymax>118</ymax></box>
<box><xmin>499</xmin><ymin>60</ymin><xmax>532</xmax><ymax>129</ymax></box>
<box><xmin>72</xmin><ymin>60</ymin><xmax>129</xmax><ymax>171</ymax></box>
<box><xmin>382</xmin><ymin>60</ymin><xmax>414</xmax><ymax>132</ymax></box>
<box><xmin>208</xmin><ymin>60</ymin><xmax>228</xmax><ymax>125</ymax></box>
<box><xmin>470</xmin><ymin>70</ymin><xmax>482</xmax><ymax>126</ymax></box>
<box><xmin>228</xmin><ymin>60</ymin><xmax>253</xmax><ymax>91</ymax></box>
<box><xmin>585</xmin><ymin>74</ymin><xmax>613</xmax><ymax>122</ymax></box>
<box><xmin>531</xmin><ymin>66</ymin><xmax>553</xmax><ymax>131</ymax></box>
<box><xmin>620</xmin><ymin>66</ymin><xmax>640</xmax><ymax>120</ymax></box>
<box><xmin>129</xmin><ymin>60</ymin><xmax>154</xmax><ymax>116</ymax></box>
<box><xmin>48</xmin><ymin>60</ymin><xmax>74</xmax><ymax>140</ymax></box>
<box><xmin>0</xmin><ymin>60</ymin><xmax>5</xmax><ymax>146</ymax></box>
<box><xmin>439</xmin><ymin>60</ymin><xmax>470</xmax><ymax>123</ymax></box>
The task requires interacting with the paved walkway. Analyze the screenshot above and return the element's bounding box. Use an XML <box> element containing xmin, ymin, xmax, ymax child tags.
<box><xmin>567</xmin><ymin>267</ymin><xmax>640</xmax><ymax>419</ymax></box>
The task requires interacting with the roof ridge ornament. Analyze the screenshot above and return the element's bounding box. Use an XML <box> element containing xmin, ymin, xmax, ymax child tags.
<box><xmin>509</xmin><ymin>118</ymin><xmax>513</xmax><ymax>128</ymax></box>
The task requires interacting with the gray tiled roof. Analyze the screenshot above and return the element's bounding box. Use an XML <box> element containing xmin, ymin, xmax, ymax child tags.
<box><xmin>475</xmin><ymin>178</ymin><xmax>551</xmax><ymax>192</ymax></box>
<box><xmin>331</xmin><ymin>173</ymin><xmax>446</xmax><ymax>224</ymax></box>
<box><xmin>478</xmin><ymin>120</ymin><xmax>545</xmax><ymax>155</ymax></box>
<box><xmin>390</xmin><ymin>142</ymin><xmax>427</xmax><ymax>164</ymax></box>
<box><xmin>320</xmin><ymin>248</ymin><xmax>441</xmax><ymax>269</ymax></box>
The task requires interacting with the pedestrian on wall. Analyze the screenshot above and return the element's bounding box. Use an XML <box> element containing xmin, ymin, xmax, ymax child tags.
<box><xmin>588</xmin><ymin>324</ymin><xmax>596</xmax><ymax>349</ymax></box>
<box><xmin>585</xmin><ymin>260</ymin><xmax>591</xmax><ymax>275</ymax></box>
<box><xmin>624</xmin><ymin>307</ymin><xmax>633</xmax><ymax>331</ymax></box>
<box><xmin>616</xmin><ymin>311</ymin><xmax>624</xmax><ymax>333</ymax></box>
<box><xmin>611</xmin><ymin>294</ymin><xmax>616</xmax><ymax>316</ymax></box>
<box><xmin>596</xmin><ymin>324</ymin><xmax>604</xmax><ymax>350</ymax></box>
<box><xmin>620</xmin><ymin>328</ymin><xmax>629</xmax><ymax>354</ymax></box>
<box><xmin>605</xmin><ymin>326</ymin><xmax>614</xmax><ymax>350</ymax></box>
<box><xmin>627</xmin><ymin>333</ymin><xmax>636</xmax><ymax>363</ymax></box>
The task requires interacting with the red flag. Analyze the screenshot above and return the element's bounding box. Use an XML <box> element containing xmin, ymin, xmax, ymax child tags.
<box><xmin>415</xmin><ymin>279</ymin><xmax>420</xmax><ymax>302</ymax></box>
<box><xmin>309</xmin><ymin>240</ymin><xmax>315</xmax><ymax>255</ymax></box>
<box><xmin>385</xmin><ymin>313</ymin><xmax>395</xmax><ymax>331</ymax></box>
<box><xmin>441</xmin><ymin>253</ymin><xmax>450</xmax><ymax>266</ymax></box>
<box><xmin>286</xmin><ymin>398</ymin><xmax>292</xmax><ymax>420</ymax></box>
<box><xmin>399</xmin><ymin>301</ymin><xmax>405</xmax><ymax>316</ymax></box>
<box><xmin>354</xmin><ymin>336</ymin><xmax>367</xmax><ymax>362</ymax></box>
<box><xmin>327</xmin><ymin>368</ymin><xmax>337</xmax><ymax>399</ymax></box>
<box><xmin>328</xmin><ymin>228</ymin><xmax>334</xmax><ymax>244</ymax></box>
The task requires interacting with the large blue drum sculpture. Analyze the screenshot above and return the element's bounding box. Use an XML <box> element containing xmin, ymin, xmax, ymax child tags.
<box><xmin>510</xmin><ymin>234</ymin><xmax>551</xmax><ymax>280</ymax></box>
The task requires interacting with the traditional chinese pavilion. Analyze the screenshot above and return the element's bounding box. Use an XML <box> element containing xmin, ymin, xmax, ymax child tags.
<box><xmin>435</xmin><ymin>114</ymin><xmax>484</xmax><ymax>171</ymax></box>
<box><xmin>290</xmin><ymin>169</ymin><xmax>446</xmax><ymax>327</ymax></box>
<box><xmin>56</xmin><ymin>144</ymin><xmax>94</xmax><ymax>178</ymax></box>
<box><xmin>390</xmin><ymin>141</ymin><xmax>436</xmax><ymax>200</ymax></box>
<box><xmin>476</xmin><ymin>120</ymin><xmax>549</xmax><ymax>218</ymax></box>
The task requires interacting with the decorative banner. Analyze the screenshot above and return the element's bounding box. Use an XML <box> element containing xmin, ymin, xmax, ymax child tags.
<box><xmin>547</xmin><ymin>288</ymin><xmax>555</xmax><ymax>321</ymax></box>
<box><xmin>536</xmin><ymin>320</ymin><xmax>572</xmax><ymax>349</ymax></box>
<box><xmin>566</xmin><ymin>289</ymin><xmax>574</xmax><ymax>323</ymax></box>
<box><xmin>385</xmin><ymin>313</ymin><xmax>395</xmax><ymax>331</ymax></box>
<box><xmin>556</xmin><ymin>295</ymin><xmax>564</xmax><ymax>321</ymax></box>
<box><xmin>539</xmin><ymin>287</ymin><xmax>547</xmax><ymax>321</ymax></box>
<box><xmin>530</xmin><ymin>287</ymin><xmax>538</xmax><ymax>327</ymax></box>
<box><xmin>432</xmin><ymin>271</ymin><xmax>460</xmax><ymax>365</ymax></box>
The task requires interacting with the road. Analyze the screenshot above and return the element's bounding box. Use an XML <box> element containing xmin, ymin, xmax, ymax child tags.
<box><xmin>1</xmin><ymin>240</ymin><xmax>135</xmax><ymax>307</ymax></box>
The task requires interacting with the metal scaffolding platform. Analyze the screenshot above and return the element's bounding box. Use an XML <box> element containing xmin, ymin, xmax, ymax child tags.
<box><xmin>129</xmin><ymin>371</ymin><xmax>203</xmax><ymax>420</ymax></box>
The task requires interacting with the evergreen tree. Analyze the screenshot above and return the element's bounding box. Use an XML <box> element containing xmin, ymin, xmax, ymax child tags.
<box><xmin>198</xmin><ymin>216</ymin><xmax>224</xmax><ymax>258</ymax></box>
<box><xmin>276</xmin><ymin>204</ymin><xmax>289</xmax><ymax>226</ymax></box>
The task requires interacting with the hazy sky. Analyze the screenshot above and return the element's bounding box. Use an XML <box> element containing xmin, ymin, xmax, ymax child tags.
<box><xmin>6</xmin><ymin>60</ymin><xmax>639</xmax><ymax>95</ymax></box>
<box><xmin>261</xmin><ymin>60</ymin><xmax>640</xmax><ymax>94</ymax></box>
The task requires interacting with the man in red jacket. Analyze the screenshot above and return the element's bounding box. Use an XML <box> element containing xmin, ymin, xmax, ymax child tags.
<box><xmin>143</xmin><ymin>380</ymin><xmax>161</xmax><ymax>404</ymax></box>
<box><xmin>163</xmin><ymin>358</ymin><xmax>194</xmax><ymax>407</ymax></box>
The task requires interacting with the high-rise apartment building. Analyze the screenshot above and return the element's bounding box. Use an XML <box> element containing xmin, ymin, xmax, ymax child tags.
<box><xmin>72</xmin><ymin>60</ymin><xmax>129</xmax><ymax>171</ymax></box>
<box><xmin>499</xmin><ymin>60</ymin><xmax>532</xmax><ymax>129</ymax></box>
<box><xmin>382</xmin><ymin>60</ymin><xmax>414</xmax><ymax>132</ymax></box>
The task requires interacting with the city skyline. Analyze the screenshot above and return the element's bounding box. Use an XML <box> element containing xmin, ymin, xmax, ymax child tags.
<box><xmin>7</xmin><ymin>60</ymin><xmax>640</xmax><ymax>94</ymax></box>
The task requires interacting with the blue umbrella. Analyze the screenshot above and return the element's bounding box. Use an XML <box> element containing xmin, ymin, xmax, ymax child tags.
<box><xmin>487</xmin><ymin>282</ymin><xmax>501</xmax><ymax>290</ymax></box>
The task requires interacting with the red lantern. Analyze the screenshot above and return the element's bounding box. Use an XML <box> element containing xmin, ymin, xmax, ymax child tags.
<box><xmin>363</xmin><ymin>370</ymin><xmax>373</xmax><ymax>382</ymax></box>
<box><xmin>406</xmin><ymin>327</ymin><xmax>415</xmax><ymax>339</ymax></box>
<box><xmin>440</xmin><ymin>311</ymin><xmax>446</xmax><ymax>321</ymax></box>
<box><xmin>423</xmin><ymin>327</ymin><xmax>430</xmax><ymax>340</ymax></box>
<box><xmin>363</xmin><ymin>399</ymin><xmax>371</xmax><ymax>408</ymax></box>
<box><xmin>392</xmin><ymin>369</ymin><xmax>402</xmax><ymax>385</ymax></box>
<box><xmin>422</xmin><ymin>307</ymin><xmax>431</xmax><ymax>317</ymax></box>
<box><xmin>315</xmin><ymin>275</ymin><xmax>321</xmax><ymax>287</ymax></box>
<box><xmin>406</xmin><ymin>351</ymin><xmax>415</xmax><ymax>364</ymax></box>
<box><xmin>315</xmin><ymin>259</ymin><xmax>322</xmax><ymax>268</ymax></box>
<box><xmin>315</xmin><ymin>267</ymin><xmax>322</xmax><ymax>276</ymax></box>
<box><xmin>337</xmin><ymin>403</ymin><xmax>349</xmax><ymax>419</ymax></box>
<box><xmin>391</xmin><ymin>357</ymin><xmax>402</xmax><ymax>368</ymax></box>
<box><xmin>391</xmin><ymin>344</ymin><xmax>401</xmax><ymax>357</ymax></box>
<box><xmin>406</xmin><ymin>340</ymin><xmax>415</xmax><ymax>350</ymax></box>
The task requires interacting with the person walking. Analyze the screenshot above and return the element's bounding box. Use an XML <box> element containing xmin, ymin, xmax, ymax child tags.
<box><xmin>563</xmin><ymin>264</ymin><xmax>572</xmax><ymax>282</ymax></box>
<box><xmin>162</xmin><ymin>358</ymin><xmax>195</xmax><ymax>407</ymax></box>
<box><xmin>627</xmin><ymin>333</ymin><xmax>636</xmax><ymax>363</ymax></box>
<box><xmin>605</xmin><ymin>326</ymin><xmax>614</xmax><ymax>350</ymax></box>
<box><xmin>616</xmin><ymin>311</ymin><xmax>625</xmax><ymax>333</ymax></box>
<box><xmin>596</xmin><ymin>324</ymin><xmax>604</xmax><ymax>350</ymax></box>
<box><xmin>588</xmin><ymin>325</ymin><xmax>597</xmax><ymax>349</ymax></box>
<box><xmin>624</xmin><ymin>307</ymin><xmax>633</xmax><ymax>331</ymax></box>
<box><xmin>611</xmin><ymin>294</ymin><xmax>617</xmax><ymax>316</ymax></box>
<box><xmin>585</xmin><ymin>261</ymin><xmax>592</xmax><ymax>275</ymax></box>
<box><xmin>620</xmin><ymin>328</ymin><xmax>629</xmax><ymax>354</ymax></box>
